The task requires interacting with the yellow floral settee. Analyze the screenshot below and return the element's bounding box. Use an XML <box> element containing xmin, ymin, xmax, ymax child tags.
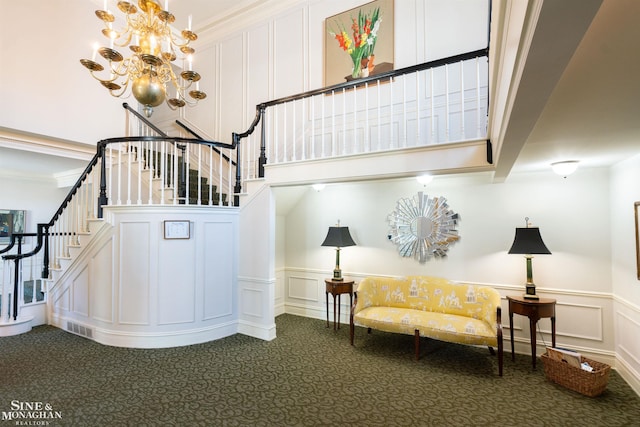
<box><xmin>349</xmin><ymin>276</ymin><xmax>503</xmax><ymax>376</ymax></box>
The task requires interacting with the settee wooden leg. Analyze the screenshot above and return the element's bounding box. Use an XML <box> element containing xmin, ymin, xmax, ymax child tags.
<box><xmin>488</xmin><ymin>346</ymin><xmax>496</xmax><ymax>356</ymax></box>
<box><xmin>350</xmin><ymin>320</ymin><xmax>354</xmax><ymax>346</ymax></box>
<box><xmin>498</xmin><ymin>335</ymin><xmax>504</xmax><ymax>377</ymax></box>
<box><xmin>414</xmin><ymin>329</ymin><xmax>420</xmax><ymax>361</ymax></box>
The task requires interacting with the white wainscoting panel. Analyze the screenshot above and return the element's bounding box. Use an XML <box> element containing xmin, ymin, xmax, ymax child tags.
<box><xmin>615</xmin><ymin>298</ymin><xmax>640</xmax><ymax>395</ymax></box>
<box><xmin>90</xmin><ymin>237</ymin><xmax>114</xmax><ymax>323</ymax></box>
<box><xmin>71</xmin><ymin>265</ymin><xmax>90</xmax><ymax>317</ymax></box>
<box><xmin>238</xmin><ymin>276</ymin><xmax>276</xmax><ymax>341</ymax></box>
<box><xmin>158</xmin><ymin>224</ymin><xmax>196</xmax><ymax>325</ymax></box>
<box><xmin>183</xmin><ymin>43</ymin><xmax>218</xmax><ymax>138</ymax></box>
<box><xmin>288</xmin><ymin>275</ymin><xmax>320</xmax><ymax>303</ymax></box>
<box><xmin>219</xmin><ymin>34</ymin><xmax>245</xmax><ymax>141</ymax></box>
<box><xmin>241</xmin><ymin>285</ymin><xmax>265</xmax><ymax>318</ymax></box>
<box><xmin>617</xmin><ymin>311</ymin><xmax>640</xmax><ymax>366</ymax></box>
<box><xmin>273</xmin><ymin>8</ymin><xmax>305</xmax><ymax>99</ymax></box>
<box><xmin>246</xmin><ymin>22</ymin><xmax>271</xmax><ymax>113</ymax></box>
<box><xmin>555</xmin><ymin>302</ymin><xmax>603</xmax><ymax>341</ymax></box>
<box><xmin>203</xmin><ymin>221</ymin><xmax>235</xmax><ymax>320</ymax></box>
<box><xmin>275</xmin><ymin>268</ymin><xmax>286</xmax><ymax>316</ymax></box>
<box><xmin>119</xmin><ymin>221</ymin><xmax>151</xmax><ymax>325</ymax></box>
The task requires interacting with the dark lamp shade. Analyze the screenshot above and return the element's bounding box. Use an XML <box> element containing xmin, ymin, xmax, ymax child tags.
<box><xmin>321</xmin><ymin>227</ymin><xmax>356</xmax><ymax>248</ymax></box>
<box><xmin>508</xmin><ymin>227</ymin><xmax>551</xmax><ymax>255</ymax></box>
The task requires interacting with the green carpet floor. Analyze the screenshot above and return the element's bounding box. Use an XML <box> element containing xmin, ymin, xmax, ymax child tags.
<box><xmin>1</xmin><ymin>314</ymin><xmax>639</xmax><ymax>426</ymax></box>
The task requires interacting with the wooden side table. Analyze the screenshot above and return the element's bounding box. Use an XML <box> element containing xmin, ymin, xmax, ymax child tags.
<box><xmin>325</xmin><ymin>279</ymin><xmax>354</xmax><ymax>331</ymax></box>
<box><xmin>507</xmin><ymin>295</ymin><xmax>556</xmax><ymax>369</ymax></box>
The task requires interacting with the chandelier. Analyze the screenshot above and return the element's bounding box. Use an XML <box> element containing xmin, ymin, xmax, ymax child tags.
<box><xmin>80</xmin><ymin>0</ymin><xmax>207</xmax><ymax>117</ymax></box>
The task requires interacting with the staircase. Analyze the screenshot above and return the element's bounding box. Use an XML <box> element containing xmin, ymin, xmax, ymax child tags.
<box><xmin>1</xmin><ymin>134</ymin><xmax>235</xmax><ymax>339</ymax></box>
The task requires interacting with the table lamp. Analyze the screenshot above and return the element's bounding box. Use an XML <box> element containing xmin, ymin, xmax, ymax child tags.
<box><xmin>508</xmin><ymin>218</ymin><xmax>551</xmax><ymax>299</ymax></box>
<box><xmin>321</xmin><ymin>223</ymin><xmax>356</xmax><ymax>281</ymax></box>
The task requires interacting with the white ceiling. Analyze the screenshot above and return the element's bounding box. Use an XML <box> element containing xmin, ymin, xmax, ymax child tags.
<box><xmin>2</xmin><ymin>0</ymin><xmax>638</xmax><ymax>181</ymax></box>
<box><xmin>494</xmin><ymin>0</ymin><xmax>640</xmax><ymax>177</ymax></box>
<box><xmin>0</xmin><ymin>146</ymin><xmax>89</xmax><ymax>180</ymax></box>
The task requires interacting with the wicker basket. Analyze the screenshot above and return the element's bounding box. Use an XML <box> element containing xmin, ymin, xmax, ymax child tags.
<box><xmin>541</xmin><ymin>351</ymin><xmax>610</xmax><ymax>397</ymax></box>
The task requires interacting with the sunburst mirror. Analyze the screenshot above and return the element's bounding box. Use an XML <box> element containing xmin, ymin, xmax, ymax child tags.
<box><xmin>387</xmin><ymin>192</ymin><xmax>460</xmax><ymax>262</ymax></box>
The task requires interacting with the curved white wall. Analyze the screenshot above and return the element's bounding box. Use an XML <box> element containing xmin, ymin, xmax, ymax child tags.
<box><xmin>49</xmin><ymin>206</ymin><xmax>239</xmax><ymax>348</ymax></box>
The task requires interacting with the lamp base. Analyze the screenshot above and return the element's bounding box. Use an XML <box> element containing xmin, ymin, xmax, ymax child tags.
<box><xmin>332</xmin><ymin>268</ymin><xmax>344</xmax><ymax>281</ymax></box>
<box><xmin>524</xmin><ymin>284</ymin><xmax>539</xmax><ymax>300</ymax></box>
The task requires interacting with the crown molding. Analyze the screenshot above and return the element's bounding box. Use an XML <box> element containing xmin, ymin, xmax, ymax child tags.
<box><xmin>0</xmin><ymin>127</ymin><xmax>94</xmax><ymax>160</ymax></box>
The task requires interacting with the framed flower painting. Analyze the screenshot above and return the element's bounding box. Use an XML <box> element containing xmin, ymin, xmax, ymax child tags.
<box><xmin>324</xmin><ymin>0</ymin><xmax>394</xmax><ymax>86</ymax></box>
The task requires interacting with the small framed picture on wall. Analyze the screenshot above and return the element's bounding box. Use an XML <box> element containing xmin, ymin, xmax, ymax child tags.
<box><xmin>164</xmin><ymin>220</ymin><xmax>190</xmax><ymax>240</ymax></box>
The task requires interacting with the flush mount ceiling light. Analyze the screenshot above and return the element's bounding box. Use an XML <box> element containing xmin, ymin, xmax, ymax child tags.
<box><xmin>80</xmin><ymin>0</ymin><xmax>207</xmax><ymax>117</ymax></box>
<box><xmin>416</xmin><ymin>175</ymin><xmax>433</xmax><ymax>186</ymax></box>
<box><xmin>551</xmin><ymin>161</ymin><xmax>579</xmax><ymax>178</ymax></box>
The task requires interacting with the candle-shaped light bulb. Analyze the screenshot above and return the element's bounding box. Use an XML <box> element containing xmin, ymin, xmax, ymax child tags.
<box><xmin>92</xmin><ymin>43</ymin><xmax>99</xmax><ymax>61</ymax></box>
<box><xmin>103</xmin><ymin>0</ymin><xmax>107</xmax><ymax>11</ymax></box>
<box><xmin>188</xmin><ymin>54</ymin><xmax>192</xmax><ymax>71</ymax></box>
<box><xmin>164</xmin><ymin>0</ymin><xmax>168</xmax><ymax>11</ymax></box>
<box><xmin>188</xmin><ymin>15</ymin><xmax>192</xmax><ymax>31</ymax></box>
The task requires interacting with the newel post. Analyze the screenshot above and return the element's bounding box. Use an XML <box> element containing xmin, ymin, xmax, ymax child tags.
<box><xmin>233</xmin><ymin>132</ymin><xmax>242</xmax><ymax>206</ymax></box>
<box><xmin>258</xmin><ymin>105</ymin><xmax>267</xmax><ymax>178</ymax></box>
<box><xmin>178</xmin><ymin>144</ymin><xmax>187</xmax><ymax>204</ymax></box>
<box><xmin>98</xmin><ymin>143</ymin><xmax>108</xmax><ymax>218</ymax></box>
<box><xmin>41</xmin><ymin>224</ymin><xmax>50</xmax><ymax>279</ymax></box>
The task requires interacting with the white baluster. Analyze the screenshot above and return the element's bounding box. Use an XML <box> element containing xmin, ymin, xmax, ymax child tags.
<box><xmin>310</xmin><ymin>98</ymin><xmax>315</xmax><ymax>160</ymax></box>
<box><xmin>117</xmin><ymin>143</ymin><xmax>122</xmax><ymax>206</ymax></box>
<box><xmin>376</xmin><ymin>80</ymin><xmax>381</xmax><ymax>151</ymax></box>
<box><xmin>390</xmin><ymin>76</ymin><xmax>394</xmax><ymax>149</ymax></box>
<box><xmin>185</xmin><ymin>143</ymin><xmax>191</xmax><ymax>205</ymax></box>
<box><xmin>137</xmin><ymin>140</ymin><xmax>142</xmax><ymax>205</ymax></box>
<box><xmin>208</xmin><ymin>144</ymin><xmax>213</xmax><ymax>206</ymax></box>
<box><xmin>342</xmin><ymin>88</ymin><xmax>346</xmax><ymax>156</ymax></box>
<box><xmin>331</xmin><ymin>90</ymin><xmax>336</xmax><ymax>157</ymax></box>
<box><xmin>321</xmin><ymin>94</ymin><xmax>325</xmax><ymax>159</ymax></box>
<box><xmin>445</xmin><ymin>64</ymin><xmax>450</xmax><ymax>142</ymax></box>
<box><xmin>460</xmin><ymin>60</ymin><xmax>465</xmax><ymax>140</ymax></box>
<box><xmin>416</xmin><ymin>70</ymin><xmax>420</xmax><ymax>145</ymax></box>
<box><xmin>353</xmin><ymin>86</ymin><xmax>357</xmax><ymax>155</ymax></box>
<box><xmin>292</xmin><ymin>100</ymin><xmax>297</xmax><ymax>161</ymax></box>
<box><xmin>476</xmin><ymin>57</ymin><xmax>481</xmax><ymax>138</ymax></box>
<box><xmin>430</xmin><ymin>69</ymin><xmax>435</xmax><ymax>144</ymax></box>
<box><xmin>402</xmin><ymin>75</ymin><xmax>407</xmax><ymax>148</ymax></box>
<box><xmin>172</xmin><ymin>142</ymin><xmax>178</xmax><ymax>205</ymax></box>
<box><xmin>302</xmin><ymin>98</ymin><xmax>307</xmax><ymax>161</ymax></box>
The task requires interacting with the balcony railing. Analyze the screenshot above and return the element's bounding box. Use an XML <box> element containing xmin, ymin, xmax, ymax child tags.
<box><xmin>234</xmin><ymin>48</ymin><xmax>490</xmax><ymax>181</ymax></box>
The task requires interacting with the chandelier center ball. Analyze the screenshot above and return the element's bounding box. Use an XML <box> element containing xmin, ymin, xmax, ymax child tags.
<box><xmin>132</xmin><ymin>73</ymin><xmax>166</xmax><ymax>107</ymax></box>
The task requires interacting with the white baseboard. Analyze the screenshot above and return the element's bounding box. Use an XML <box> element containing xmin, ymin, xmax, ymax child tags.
<box><xmin>0</xmin><ymin>316</ymin><xmax>33</xmax><ymax>337</ymax></box>
<box><xmin>616</xmin><ymin>356</ymin><xmax>640</xmax><ymax>397</ymax></box>
<box><xmin>50</xmin><ymin>314</ymin><xmax>239</xmax><ymax>348</ymax></box>
<box><xmin>238</xmin><ymin>319</ymin><xmax>276</xmax><ymax>341</ymax></box>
